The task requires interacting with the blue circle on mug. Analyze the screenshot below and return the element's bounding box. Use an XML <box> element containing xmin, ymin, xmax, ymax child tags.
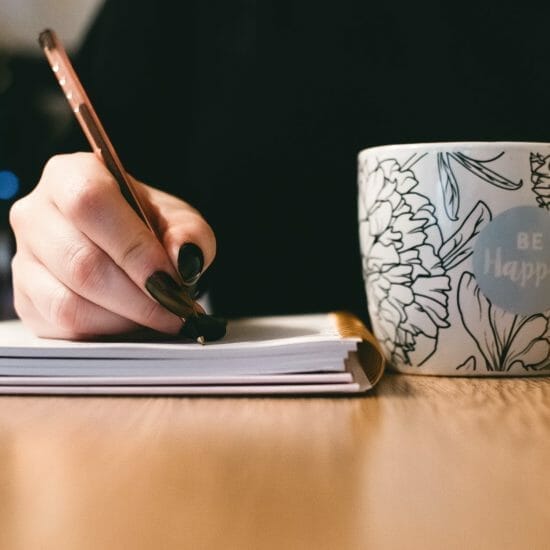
<box><xmin>472</xmin><ymin>206</ymin><xmax>550</xmax><ymax>315</ymax></box>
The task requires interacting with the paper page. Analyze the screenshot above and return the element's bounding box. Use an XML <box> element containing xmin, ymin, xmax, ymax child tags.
<box><xmin>0</xmin><ymin>315</ymin><xmax>359</xmax><ymax>359</ymax></box>
<box><xmin>0</xmin><ymin>314</ymin><xmax>376</xmax><ymax>394</ymax></box>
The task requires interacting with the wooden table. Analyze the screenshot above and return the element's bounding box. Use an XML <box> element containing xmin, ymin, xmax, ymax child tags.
<box><xmin>0</xmin><ymin>373</ymin><xmax>548</xmax><ymax>550</ymax></box>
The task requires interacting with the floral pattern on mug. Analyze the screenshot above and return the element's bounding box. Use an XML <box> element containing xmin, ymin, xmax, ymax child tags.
<box><xmin>359</xmin><ymin>155</ymin><xmax>492</xmax><ymax>369</ymax></box>
<box><xmin>457</xmin><ymin>272</ymin><xmax>550</xmax><ymax>372</ymax></box>
<box><xmin>359</xmin><ymin>157</ymin><xmax>450</xmax><ymax>367</ymax></box>
<box><xmin>530</xmin><ymin>152</ymin><xmax>550</xmax><ymax>210</ymax></box>
<box><xmin>359</xmin><ymin>145</ymin><xmax>550</xmax><ymax>375</ymax></box>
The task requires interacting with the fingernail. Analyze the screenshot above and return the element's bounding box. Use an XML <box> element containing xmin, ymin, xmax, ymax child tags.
<box><xmin>179</xmin><ymin>314</ymin><xmax>227</xmax><ymax>342</ymax></box>
<box><xmin>145</xmin><ymin>271</ymin><xmax>195</xmax><ymax>317</ymax></box>
<box><xmin>177</xmin><ymin>243</ymin><xmax>204</xmax><ymax>285</ymax></box>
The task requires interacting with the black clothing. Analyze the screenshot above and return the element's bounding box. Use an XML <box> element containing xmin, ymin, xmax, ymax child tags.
<box><xmin>53</xmin><ymin>1</ymin><xmax>550</xmax><ymax>320</ymax></box>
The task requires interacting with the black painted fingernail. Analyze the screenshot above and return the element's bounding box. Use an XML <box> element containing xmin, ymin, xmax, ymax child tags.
<box><xmin>145</xmin><ymin>271</ymin><xmax>195</xmax><ymax>317</ymax></box>
<box><xmin>179</xmin><ymin>314</ymin><xmax>227</xmax><ymax>342</ymax></box>
<box><xmin>177</xmin><ymin>243</ymin><xmax>204</xmax><ymax>285</ymax></box>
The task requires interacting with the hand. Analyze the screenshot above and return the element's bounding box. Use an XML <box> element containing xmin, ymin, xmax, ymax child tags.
<box><xmin>9</xmin><ymin>152</ymin><xmax>216</xmax><ymax>339</ymax></box>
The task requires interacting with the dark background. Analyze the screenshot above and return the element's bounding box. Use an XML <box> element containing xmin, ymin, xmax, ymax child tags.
<box><xmin>2</xmin><ymin>1</ymin><xmax>550</xmax><ymax>322</ymax></box>
<box><xmin>0</xmin><ymin>0</ymin><xmax>102</xmax><ymax>319</ymax></box>
<box><xmin>0</xmin><ymin>44</ymin><xmax>64</xmax><ymax>319</ymax></box>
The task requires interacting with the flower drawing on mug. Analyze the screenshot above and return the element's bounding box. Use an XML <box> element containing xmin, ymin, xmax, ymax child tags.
<box><xmin>530</xmin><ymin>152</ymin><xmax>550</xmax><ymax>209</ymax></box>
<box><xmin>359</xmin><ymin>156</ymin><xmax>492</xmax><ymax>369</ymax></box>
<box><xmin>457</xmin><ymin>272</ymin><xmax>550</xmax><ymax>372</ymax></box>
<box><xmin>437</xmin><ymin>151</ymin><xmax>522</xmax><ymax>221</ymax></box>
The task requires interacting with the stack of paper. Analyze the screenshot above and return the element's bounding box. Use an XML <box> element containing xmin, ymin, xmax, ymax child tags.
<box><xmin>0</xmin><ymin>312</ymin><xmax>384</xmax><ymax>395</ymax></box>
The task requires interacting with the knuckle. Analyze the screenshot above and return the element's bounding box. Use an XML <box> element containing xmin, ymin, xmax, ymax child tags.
<box><xmin>62</xmin><ymin>178</ymin><xmax>110</xmax><ymax>222</ymax></box>
<box><xmin>9</xmin><ymin>196</ymin><xmax>32</xmax><ymax>231</ymax></box>
<box><xmin>10</xmin><ymin>252</ymin><xmax>20</xmax><ymax>275</ymax></box>
<box><xmin>67</xmin><ymin>244</ymin><xmax>106</xmax><ymax>290</ymax></box>
<box><xmin>43</xmin><ymin>153</ymin><xmax>70</xmax><ymax>170</ymax></box>
<box><xmin>44</xmin><ymin>152</ymin><xmax>93</xmax><ymax>178</ymax></box>
<box><xmin>119</xmin><ymin>229</ymin><xmax>161</xmax><ymax>272</ymax></box>
<box><xmin>42</xmin><ymin>154</ymin><xmax>64</xmax><ymax>176</ymax></box>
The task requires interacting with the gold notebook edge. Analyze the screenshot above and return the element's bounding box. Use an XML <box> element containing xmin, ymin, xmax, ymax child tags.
<box><xmin>331</xmin><ymin>311</ymin><xmax>386</xmax><ymax>388</ymax></box>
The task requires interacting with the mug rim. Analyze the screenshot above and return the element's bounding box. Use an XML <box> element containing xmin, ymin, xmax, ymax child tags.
<box><xmin>358</xmin><ymin>140</ymin><xmax>550</xmax><ymax>158</ymax></box>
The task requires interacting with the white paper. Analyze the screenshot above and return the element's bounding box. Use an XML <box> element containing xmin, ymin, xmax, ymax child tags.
<box><xmin>0</xmin><ymin>315</ymin><xmax>372</xmax><ymax>395</ymax></box>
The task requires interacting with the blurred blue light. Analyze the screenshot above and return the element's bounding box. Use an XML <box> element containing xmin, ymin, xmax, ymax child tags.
<box><xmin>0</xmin><ymin>170</ymin><xmax>19</xmax><ymax>200</ymax></box>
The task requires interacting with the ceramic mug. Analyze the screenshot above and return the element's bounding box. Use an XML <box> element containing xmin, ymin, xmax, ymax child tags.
<box><xmin>358</xmin><ymin>142</ymin><xmax>550</xmax><ymax>376</ymax></box>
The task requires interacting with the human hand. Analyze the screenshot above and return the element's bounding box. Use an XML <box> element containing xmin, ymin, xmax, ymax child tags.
<box><xmin>9</xmin><ymin>152</ymin><xmax>216</xmax><ymax>339</ymax></box>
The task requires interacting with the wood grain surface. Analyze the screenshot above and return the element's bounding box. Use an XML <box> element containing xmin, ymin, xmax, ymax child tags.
<box><xmin>0</xmin><ymin>373</ymin><xmax>549</xmax><ymax>550</ymax></box>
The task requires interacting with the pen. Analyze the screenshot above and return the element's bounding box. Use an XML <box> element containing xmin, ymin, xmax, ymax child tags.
<box><xmin>38</xmin><ymin>29</ymin><xmax>226</xmax><ymax>343</ymax></box>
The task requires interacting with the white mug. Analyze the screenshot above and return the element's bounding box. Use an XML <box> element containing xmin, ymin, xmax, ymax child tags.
<box><xmin>358</xmin><ymin>142</ymin><xmax>550</xmax><ymax>376</ymax></box>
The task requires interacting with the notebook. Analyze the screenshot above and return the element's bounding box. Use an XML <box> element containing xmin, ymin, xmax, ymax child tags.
<box><xmin>0</xmin><ymin>311</ymin><xmax>385</xmax><ymax>395</ymax></box>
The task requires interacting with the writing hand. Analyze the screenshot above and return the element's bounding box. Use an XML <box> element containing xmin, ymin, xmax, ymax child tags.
<box><xmin>9</xmin><ymin>152</ymin><xmax>216</xmax><ymax>339</ymax></box>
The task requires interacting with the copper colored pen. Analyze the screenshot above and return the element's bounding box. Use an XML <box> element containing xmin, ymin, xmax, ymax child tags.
<box><xmin>37</xmin><ymin>28</ymin><xmax>213</xmax><ymax>343</ymax></box>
